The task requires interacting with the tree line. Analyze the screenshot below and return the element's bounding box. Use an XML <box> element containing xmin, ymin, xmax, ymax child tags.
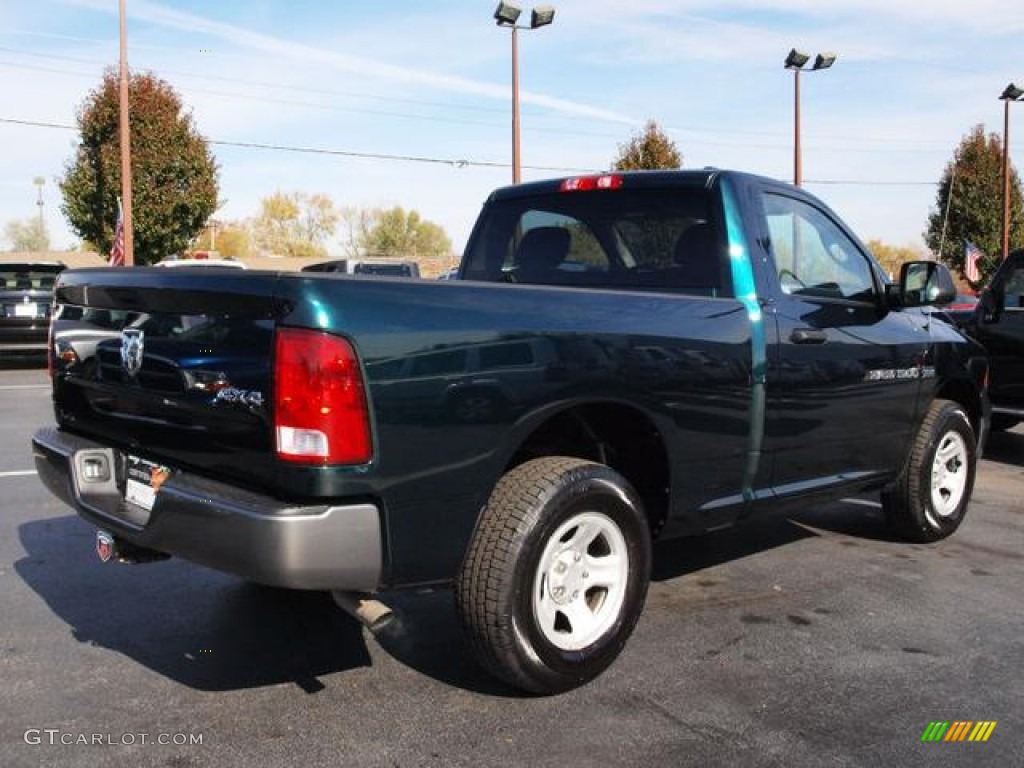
<box><xmin>3</xmin><ymin>70</ymin><xmax>1022</xmax><ymax>286</ymax></box>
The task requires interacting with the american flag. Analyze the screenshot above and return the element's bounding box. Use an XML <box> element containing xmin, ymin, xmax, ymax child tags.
<box><xmin>109</xmin><ymin>203</ymin><xmax>125</xmax><ymax>267</ymax></box>
<box><xmin>964</xmin><ymin>241</ymin><xmax>982</xmax><ymax>284</ymax></box>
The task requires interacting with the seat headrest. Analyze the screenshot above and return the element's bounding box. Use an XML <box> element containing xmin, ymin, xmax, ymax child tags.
<box><xmin>516</xmin><ymin>227</ymin><xmax>571</xmax><ymax>274</ymax></box>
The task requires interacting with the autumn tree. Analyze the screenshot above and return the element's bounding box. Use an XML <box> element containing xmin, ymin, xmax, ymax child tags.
<box><xmin>191</xmin><ymin>221</ymin><xmax>252</xmax><ymax>259</ymax></box>
<box><xmin>4</xmin><ymin>217</ymin><xmax>50</xmax><ymax>251</ymax></box>
<box><xmin>339</xmin><ymin>206</ymin><xmax>376</xmax><ymax>259</ymax></box>
<box><xmin>865</xmin><ymin>239</ymin><xmax>926</xmax><ymax>279</ymax></box>
<box><xmin>59</xmin><ymin>69</ymin><xmax>219</xmax><ymax>265</ymax></box>
<box><xmin>251</xmin><ymin>191</ymin><xmax>339</xmax><ymax>257</ymax></box>
<box><xmin>612</xmin><ymin>120</ymin><xmax>682</xmax><ymax>171</ymax></box>
<box><xmin>357</xmin><ymin>206</ymin><xmax>452</xmax><ymax>259</ymax></box>
<box><xmin>925</xmin><ymin>124</ymin><xmax>1024</xmax><ymax>286</ymax></box>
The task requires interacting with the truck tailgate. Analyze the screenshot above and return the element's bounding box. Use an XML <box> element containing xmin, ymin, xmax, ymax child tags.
<box><xmin>50</xmin><ymin>268</ymin><xmax>283</xmax><ymax>493</ymax></box>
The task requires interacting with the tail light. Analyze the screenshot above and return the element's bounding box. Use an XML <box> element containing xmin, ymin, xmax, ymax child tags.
<box><xmin>559</xmin><ymin>174</ymin><xmax>623</xmax><ymax>192</ymax></box>
<box><xmin>273</xmin><ymin>328</ymin><xmax>372</xmax><ymax>465</ymax></box>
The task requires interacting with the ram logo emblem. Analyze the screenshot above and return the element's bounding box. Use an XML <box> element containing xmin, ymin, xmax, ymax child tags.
<box><xmin>120</xmin><ymin>328</ymin><xmax>144</xmax><ymax>378</ymax></box>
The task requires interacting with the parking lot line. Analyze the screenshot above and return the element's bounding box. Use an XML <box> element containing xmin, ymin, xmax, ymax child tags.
<box><xmin>0</xmin><ymin>470</ymin><xmax>37</xmax><ymax>478</ymax></box>
<box><xmin>0</xmin><ymin>385</ymin><xmax>50</xmax><ymax>390</ymax></box>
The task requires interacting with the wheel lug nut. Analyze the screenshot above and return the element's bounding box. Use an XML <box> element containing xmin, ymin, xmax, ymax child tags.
<box><xmin>555</xmin><ymin>562</ymin><xmax>567</xmax><ymax>574</ymax></box>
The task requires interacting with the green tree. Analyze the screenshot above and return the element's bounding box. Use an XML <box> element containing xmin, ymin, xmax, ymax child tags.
<box><xmin>612</xmin><ymin>120</ymin><xmax>682</xmax><ymax>171</ymax></box>
<box><xmin>359</xmin><ymin>206</ymin><xmax>452</xmax><ymax>259</ymax></box>
<box><xmin>251</xmin><ymin>191</ymin><xmax>338</xmax><ymax>257</ymax></box>
<box><xmin>59</xmin><ymin>69</ymin><xmax>218</xmax><ymax>265</ymax></box>
<box><xmin>3</xmin><ymin>217</ymin><xmax>50</xmax><ymax>251</ymax></box>
<box><xmin>925</xmin><ymin>124</ymin><xmax>1024</xmax><ymax>287</ymax></box>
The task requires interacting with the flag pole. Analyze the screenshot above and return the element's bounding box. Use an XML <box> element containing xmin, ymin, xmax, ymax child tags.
<box><xmin>118</xmin><ymin>0</ymin><xmax>134</xmax><ymax>266</ymax></box>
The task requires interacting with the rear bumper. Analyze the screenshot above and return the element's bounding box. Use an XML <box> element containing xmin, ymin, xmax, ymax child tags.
<box><xmin>0</xmin><ymin>328</ymin><xmax>48</xmax><ymax>354</ymax></box>
<box><xmin>31</xmin><ymin>427</ymin><xmax>383</xmax><ymax>591</ymax></box>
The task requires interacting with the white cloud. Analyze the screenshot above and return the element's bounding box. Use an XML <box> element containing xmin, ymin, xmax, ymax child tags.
<box><xmin>60</xmin><ymin>0</ymin><xmax>638</xmax><ymax>125</ymax></box>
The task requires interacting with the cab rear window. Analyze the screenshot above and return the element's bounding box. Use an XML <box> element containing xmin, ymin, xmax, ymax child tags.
<box><xmin>461</xmin><ymin>189</ymin><xmax>731</xmax><ymax>297</ymax></box>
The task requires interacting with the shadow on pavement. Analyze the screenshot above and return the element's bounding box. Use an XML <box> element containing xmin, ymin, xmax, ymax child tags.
<box><xmin>15</xmin><ymin>499</ymin><xmax>912</xmax><ymax>696</ymax></box>
<box><xmin>17</xmin><ymin>515</ymin><xmax>371</xmax><ymax>693</ymax></box>
<box><xmin>369</xmin><ymin>588</ymin><xmax>525</xmax><ymax>698</ymax></box>
<box><xmin>984</xmin><ymin>428</ymin><xmax>1024</xmax><ymax>467</ymax></box>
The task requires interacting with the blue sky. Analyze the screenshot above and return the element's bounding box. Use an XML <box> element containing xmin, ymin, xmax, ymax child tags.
<box><xmin>1</xmin><ymin>0</ymin><xmax>1022</xmax><ymax>255</ymax></box>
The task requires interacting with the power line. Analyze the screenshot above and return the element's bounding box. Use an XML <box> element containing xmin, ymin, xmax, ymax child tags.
<box><xmin>0</xmin><ymin>116</ymin><xmax>597</xmax><ymax>173</ymax></box>
<box><xmin>0</xmin><ymin>115</ymin><xmax>950</xmax><ymax>185</ymax></box>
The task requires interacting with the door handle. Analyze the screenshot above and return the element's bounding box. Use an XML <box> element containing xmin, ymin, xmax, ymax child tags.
<box><xmin>790</xmin><ymin>328</ymin><xmax>828</xmax><ymax>344</ymax></box>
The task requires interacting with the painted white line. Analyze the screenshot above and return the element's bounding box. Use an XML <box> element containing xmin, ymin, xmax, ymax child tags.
<box><xmin>0</xmin><ymin>470</ymin><xmax>37</xmax><ymax>478</ymax></box>
<box><xmin>0</xmin><ymin>385</ymin><xmax>50</xmax><ymax>391</ymax></box>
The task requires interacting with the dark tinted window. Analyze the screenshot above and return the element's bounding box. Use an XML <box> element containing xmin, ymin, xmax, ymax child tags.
<box><xmin>409</xmin><ymin>349</ymin><xmax>468</xmax><ymax>377</ymax></box>
<box><xmin>1</xmin><ymin>264</ymin><xmax>64</xmax><ymax>290</ymax></box>
<box><xmin>479</xmin><ymin>342</ymin><xmax>534</xmax><ymax>369</ymax></box>
<box><xmin>1005</xmin><ymin>265</ymin><xmax>1024</xmax><ymax>309</ymax></box>
<box><xmin>353</xmin><ymin>262</ymin><xmax>419</xmax><ymax>277</ymax></box>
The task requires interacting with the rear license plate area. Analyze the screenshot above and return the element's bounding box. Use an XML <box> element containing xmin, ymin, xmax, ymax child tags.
<box><xmin>124</xmin><ymin>455</ymin><xmax>170</xmax><ymax>513</ymax></box>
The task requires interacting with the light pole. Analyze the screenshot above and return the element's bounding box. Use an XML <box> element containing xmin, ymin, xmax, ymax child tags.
<box><xmin>784</xmin><ymin>49</ymin><xmax>836</xmax><ymax>187</ymax></box>
<box><xmin>1000</xmin><ymin>83</ymin><xmax>1023</xmax><ymax>260</ymax></box>
<box><xmin>494</xmin><ymin>2</ymin><xmax>555</xmax><ymax>184</ymax></box>
<box><xmin>33</xmin><ymin>177</ymin><xmax>45</xmax><ymax>231</ymax></box>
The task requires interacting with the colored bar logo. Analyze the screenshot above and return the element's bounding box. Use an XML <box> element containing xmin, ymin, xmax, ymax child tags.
<box><xmin>921</xmin><ymin>721</ymin><xmax>997</xmax><ymax>743</ymax></box>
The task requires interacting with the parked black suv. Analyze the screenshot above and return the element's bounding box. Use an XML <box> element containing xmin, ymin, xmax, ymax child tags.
<box><xmin>948</xmin><ymin>249</ymin><xmax>1024</xmax><ymax>430</ymax></box>
<box><xmin>0</xmin><ymin>261</ymin><xmax>65</xmax><ymax>357</ymax></box>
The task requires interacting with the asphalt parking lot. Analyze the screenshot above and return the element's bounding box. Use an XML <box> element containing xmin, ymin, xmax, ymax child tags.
<box><xmin>1</xmin><ymin>363</ymin><xmax>1022</xmax><ymax>768</ymax></box>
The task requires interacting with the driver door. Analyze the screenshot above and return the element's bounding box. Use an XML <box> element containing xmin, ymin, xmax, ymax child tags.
<box><xmin>757</xmin><ymin>188</ymin><xmax>930</xmax><ymax>494</ymax></box>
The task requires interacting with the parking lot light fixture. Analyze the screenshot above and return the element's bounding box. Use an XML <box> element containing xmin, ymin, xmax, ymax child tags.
<box><xmin>494</xmin><ymin>2</ymin><xmax>557</xmax><ymax>183</ymax></box>
<box><xmin>785</xmin><ymin>49</ymin><xmax>838</xmax><ymax>186</ymax></box>
<box><xmin>1000</xmin><ymin>83</ymin><xmax>1024</xmax><ymax>260</ymax></box>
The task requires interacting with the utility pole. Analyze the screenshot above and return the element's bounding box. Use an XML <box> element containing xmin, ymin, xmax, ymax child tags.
<box><xmin>33</xmin><ymin>177</ymin><xmax>45</xmax><ymax>231</ymax></box>
<box><xmin>118</xmin><ymin>0</ymin><xmax>134</xmax><ymax>265</ymax></box>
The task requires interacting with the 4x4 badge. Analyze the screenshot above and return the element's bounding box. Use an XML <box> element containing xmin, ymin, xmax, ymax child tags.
<box><xmin>120</xmin><ymin>328</ymin><xmax>144</xmax><ymax>377</ymax></box>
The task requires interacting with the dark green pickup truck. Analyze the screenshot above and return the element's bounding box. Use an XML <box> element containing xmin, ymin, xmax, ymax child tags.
<box><xmin>33</xmin><ymin>170</ymin><xmax>989</xmax><ymax>693</ymax></box>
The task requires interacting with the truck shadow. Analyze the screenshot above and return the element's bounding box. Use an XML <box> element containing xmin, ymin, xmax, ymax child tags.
<box><xmin>16</xmin><ymin>515</ymin><xmax>372</xmax><ymax>693</ymax></box>
<box><xmin>16</xmin><ymin>503</ymin><xmax>899</xmax><ymax>697</ymax></box>
<box><xmin>984</xmin><ymin>428</ymin><xmax>1024</xmax><ymax>467</ymax></box>
<box><xmin>651</xmin><ymin>499</ymin><xmax>900</xmax><ymax>580</ymax></box>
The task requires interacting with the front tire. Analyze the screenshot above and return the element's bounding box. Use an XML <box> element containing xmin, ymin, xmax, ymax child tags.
<box><xmin>456</xmin><ymin>457</ymin><xmax>651</xmax><ymax>694</ymax></box>
<box><xmin>883</xmin><ymin>399</ymin><xmax>977</xmax><ymax>542</ymax></box>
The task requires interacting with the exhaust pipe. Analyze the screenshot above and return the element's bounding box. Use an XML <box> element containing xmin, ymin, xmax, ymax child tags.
<box><xmin>331</xmin><ymin>591</ymin><xmax>395</xmax><ymax>633</ymax></box>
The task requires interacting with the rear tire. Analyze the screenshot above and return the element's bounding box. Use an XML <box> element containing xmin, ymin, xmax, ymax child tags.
<box><xmin>882</xmin><ymin>399</ymin><xmax>976</xmax><ymax>542</ymax></box>
<box><xmin>455</xmin><ymin>457</ymin><xmax>651</xmax><ymax>694</ymax></box>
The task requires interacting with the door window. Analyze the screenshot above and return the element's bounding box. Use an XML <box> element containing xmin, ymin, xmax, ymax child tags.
<box><xmin>764</xmin><ymin>194</ymin><xmax>877</xmax><ymax>303</ymax></box>
<box><xmin>1004</xmin><ymin>265</ymin><xmax>1024</xmax><ymax>310</ymax></box>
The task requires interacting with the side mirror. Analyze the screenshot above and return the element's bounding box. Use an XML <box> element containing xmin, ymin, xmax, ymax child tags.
<box><xmin>897</xmin><ymin>261</ymin><xmax>956</xmax><ymax>308</ymax></box>
<box><xmin>979</xmin><ymin>288</ymin><xmax>1002</xmax><ymax>324</ymax></box>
